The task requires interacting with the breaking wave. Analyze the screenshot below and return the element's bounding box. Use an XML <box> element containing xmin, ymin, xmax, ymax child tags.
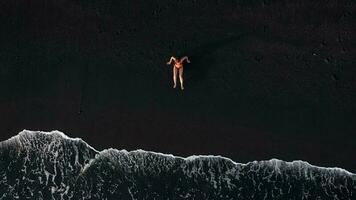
<box><xmin>0</xmin><ymin>130</ymin><xmax>355</xmax><ymax>200</ymax></box>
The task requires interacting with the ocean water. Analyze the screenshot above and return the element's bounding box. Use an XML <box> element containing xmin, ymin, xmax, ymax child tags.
<box><xmin>0</xmin><ymin>130</ymin><xmax>355</xmax><ymax>200</ymax></box>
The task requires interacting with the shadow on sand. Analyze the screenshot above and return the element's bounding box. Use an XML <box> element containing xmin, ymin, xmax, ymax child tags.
<box><xmin>182</xmin><ymin>32</ymin><xmax>249</xmax><ymax>83</ymax></box>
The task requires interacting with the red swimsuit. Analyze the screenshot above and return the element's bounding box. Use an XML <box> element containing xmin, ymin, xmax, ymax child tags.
<box><xmin>174</xmin><ymin>62</ymin><xmax>183</xmax><ymax>69</ymax></box>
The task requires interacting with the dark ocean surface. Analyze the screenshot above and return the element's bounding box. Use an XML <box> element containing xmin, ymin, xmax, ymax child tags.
<box><xmin>1</xmin><ymin>0</ymin><xmax>356</xmax><ymax>173</ymax></box>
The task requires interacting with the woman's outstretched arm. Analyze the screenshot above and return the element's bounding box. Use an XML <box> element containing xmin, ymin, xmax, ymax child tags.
<box><xmin>167</xmin><ymin>56</ymin><xmax>177</xmax><ymax>65</ymax></box>
<box><xmin>180</xmin><ymin>56</ymin><xmax>190</xmax><ymax>63</ymax></box>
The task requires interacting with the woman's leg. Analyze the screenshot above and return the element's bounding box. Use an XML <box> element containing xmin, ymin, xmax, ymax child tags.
<box><xmin>179</xmin><ymin>67</ymin><xmax>184</xmax><ymax>90</ymax></box>
<box><xmin>173</xmin><ymin>67</ymin><xmax>177</xmax><ymax>88</ymax></box>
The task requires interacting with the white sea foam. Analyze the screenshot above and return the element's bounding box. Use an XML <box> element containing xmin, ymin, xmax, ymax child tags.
<box><xmin>1</xmin><ymin>130</ymin><xmax>355</xmax><ymax>176</ymax></box>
